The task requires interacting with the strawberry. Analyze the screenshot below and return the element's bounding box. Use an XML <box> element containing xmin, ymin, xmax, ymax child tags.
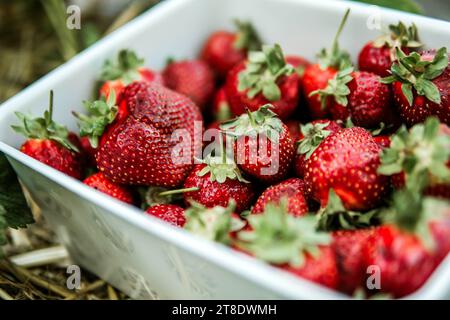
<box><xmin>184</xmin><ymin>201</ymin><xmax>245</xmax><ymax>244</ymax></box>
<box><xmin>251</xmin><ymin>177</ymin><xmax>309</xmax><ymax>217</ymax></box>
<box><xmin>225</xmin><ymin>44</ymin><xmax>299</xmax><ymax>120</ymax></box>
<box><xmin>378</xmin><ymin>117</ymin><xmax>450</xmax><ymax>199</ymax></box>
<box><xmin>94</xmin><ymin>82</ymin><xmax>203</xmax><ymax>187</ymax></box>
<box><xmin>381</xmin><ymin>47</ymin><xmax>449</xmax><ymax>126</ymax></box>
<box><xmin>99</xmin><ymin>49</ymin><xmax>164</xmax><ymax>101</ymax></box>
<box><xmin>358</xmin><ymin>22</ymin><xmax>422</xmax><ymax>77</ymax></box>
<box><xmin>294</xmin><ymin>120</ymin><xmax>342</xmax><ymax>178</ymax></box>
<box><xmin>79</xmin><ymin>136</ymin><xmax>97</xmax><ymax>166</ymax></box>
<box><xmin>303</xmin><ymin>9</ymin><xmax>352</xmax><ymax>119</ymax></box>
<box><xmin>212</xmin><ymin>86</ymin><xmax>233</xmax><ymax>122</ymax></box>
<box><xmin>373</xmin><ymin>135</ymin><xmax>391</xmax><ymax>148</ymax></box>
<box><xmin>284</xmin><ymin>120</ymin><xmax>302</xmax><ymax>142</ymax></box>
<box><xmin>237</xmin><ymin>200</ymin><xmax>339</xmax><ymax>289</ymax></box>
<box><xmin>83</xmin><ymin>172</ymin><xmax>134</xmax><ymax>204</ymax></box>
<box><xmin>304</xmin><ymin>127</ymin><xmax>389</xmax><ymax>211</ymax></box>
<box><xmin>162</xmin><ymin>154</ymin><xmax>255</xmax><ymax>213</ymax></box>
<box><xmin>162</xmin><ymin>59</ymin><xmax>215</xmax><ymax>110</ymax></box>
<box><xmin>146</xmin><ymin>204</ymin><xmax>186</xmax><ymax>227</ymax></box>
<box><xmin>12</xmin><ymin>91</ymin><xmax>83</xmax><ymax>179</ymax></box>
<box><xmin>220</xmin><ymin>105</ymin><xmax>295</xmax><ymax>184</ymax></box>
<box><xmin>285</xmin><ymin>55</ymin><xmax>310</xmax><ymax>79</ymax></box>
<box><xmin>201</xmin><ymin>20</ymin><xmax>262</xmax><ymax>78</ymax></box>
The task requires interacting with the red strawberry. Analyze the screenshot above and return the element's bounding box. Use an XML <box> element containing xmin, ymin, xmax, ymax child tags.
<box><xmin>373</xmin><ymin>135</ymin><xmax>391</xmax><ymax>148</ymax></box>
<box><xmin>146</xmin><ymin>204</ymin><xmax>186</xmax><ymax>227</ymax></box>
<box><xmin>94</xmin><ymin>82</ymin><xmax>203</xmax><ymax>187</ymax></box>
<box><xmin>294</xmin><ymin>120</ymin><xmax>342</xmax><ymax>178</ymax></box>
<box><xmin>212</xmin><ymin>87</ymin><xmax>233</xmax><ymax>122</ymax></box>
<box><xmin>303</xmin><ymin>9</ymin><xmax>352</xmax><ymax>119</ymax></box>
<box><xmin>284</xmin><ymin>120</ymin><xmax>301</xmax><ymax>142</ymax></box>
<box><xmin>201</xmin><ymin>20</ymin><xmax>261</xmax><ymax>78</ymax></box>
<box><xmin>12</xmin><ymin>91</ymin><xmax>83</xmax><ymax>179</ymax></box>
<box><xmin>163</xmin><ymin>154</ymin><xmax>255</xmax><ymax>213</ymax></box>
<box><xmin>304</xmin><ymin>127</ymin><xmax>389</xmax><ymax>211</ymax></box>
<box><xmin>358</xmin><ymin>22</ymin><xmax>422</xmax><ymax>77</ymax></box>
<box><xmin>83</xmin><ymin>172</ymin><xmax>134</xmax><ymax>204</ymax></box>
<box><xmin>99</xmin><ymin>50</ymin><xmax>163</xmax><ymax>101</ymax></box>
<box><xmin>381</xmin><ymin>47</ymin><xmax>449</xmax><ymax>126</ymax></box>
<box><xmin>285</xmin><ymin>55</ymin><xmax>310</xmax><ymax>78</ymax></box>
<box><xmin>332</xmin><ymin>228</ymin><xmax>376</xmax><ymax>295</ymax></box>
<box><xmin>162</xmin><ymin>59</ymin><xmax>215</xmax><ymax>110</ymax></box>
<box><xmin>79</xmin><ymin>136</ymin><xmax>97</xmax><ymax>166</ymax></box>
<box><xmin>378</xmin><ymin>117</ymin><xmax>450</xmax><ymax>199</ymax></box>
<box><xmin>221</xmin><ymin>105</ymin><xmax>295</xmax><ymax>184</ymax></box>
<box><xmin>310</xmin><ymin>68</ymin><xmax>395</xmax><ymax>128</ymax></box>
<box><xmin>225</xmin><ymin>44</ymin><xmax>299</xmax><ymax>120</ymax></box>
<box><xmin>237</xmin><ymin>200</ymin><xmax>339</xmax><ymax>289</ymax></box>
<box><xmin>251</xmin><ymin>178</ymin><xmax>309</xmax><ymax>217</ymax></box>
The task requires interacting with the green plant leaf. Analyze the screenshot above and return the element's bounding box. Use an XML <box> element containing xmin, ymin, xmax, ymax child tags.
<box><xmin>350</xmin><ymin>0</ymin><xmax>423</xmax><ymax>14</ymax></box>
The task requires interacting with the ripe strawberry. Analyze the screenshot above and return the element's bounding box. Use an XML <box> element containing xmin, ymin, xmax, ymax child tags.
<box><xmin>79</xmin><ymin>136</ymin><xmax>97</xmax><ymax>166</ymax></box>
<box><xmin>225</xmin><ymin>44</ymin><xmax>299</xmax><ymax>120</ymax></box>
<box><xmin>378</xmin><ymin>117</ymin><xmax>450</xmax><ymax>199</ymax></box>
<box><xmin>162</xmin><ymin>154</ymin><xmax>255</xmax><ymax>213</ymax></box>
<box><xmin>381</xmin><ymin>47</ymin><xmax>449</xmax><ymax>126</ymax></box>
<box><xmin>237</xmin><ymin>200</ymin><xmax>339</xmax><ymax>289</ymax></box>
<box><xmin>310</xmin><ymin>68</ymin><xmax>395</xmax><ymax>128</ymax></box>
<box><xmin>146</xmin><ymin>204</ymin><xmax>186</xmax><ymax>227</ymax></box>
<box><xmin>94</xmin><ymin>82</ymin><xmax>203</xmax><ymax>187</ymax></box>
<box><xmin>220</xmin><ymin>105</ymin><xmax>294</xmax><ymax>184</ymax></box>
<box><xmin>358</xmin><ymin>22</ymin><xmax>422</xmax><ymax>77</ymax></box>
<box><xmin>12</xmin><ymin>91</ymin><xmax>83</xmax><ymax>179</ymax></box>
<box><xmin>294</xmin><ymin>120</ymin><xmax>342</xmax><ymax>178</ymax></box>
<box><xmin>184</xmin><ymin>201</ymin><xmax>245</xmax><ymax>244</ymax></box>
<box><xmin>304</xmin><ymin>127</ymin><xmax>389</xmax><ymax>211</ymax></box>
<box><xmin>284</xmin><ymin>120</ymin><xmax>301</xmax><ymax>142</ymax></box>
<box><xmin>251</xmin><ymin>178</ymin><xmax>309</xmax><ymax>217</ymax></box>
<box><xmin>83</xmin><ymin>172</ymin><xmax>134</xmax><ymax>204</ymax></box>
<box><xmin>201</xmin><ymin>20</ymin><xmax>262</xmax><ymax>78</ymax></box>
<box><xmin>99</xmin><ymin>49</ymin><xmax>164</xmax><ymax>101</ymax></box>
<box><xmin>212</xmin><ymin>87</ymin><xmax>233</xmax><ymax>122</ymax></box>
<box><xmin>285</xmin><ymin>55</ymin><xmax>310</xmax><ymax>79</ymax></box>
<box><xmin>373</xmin><ymin>135</ymin><xmax>391</xmax><ymax>148</ymax></box>
<box><xmin>162</xmin><ymin>59</ymin><xmax>215</xmax><ymax>110</ymax></box>
<box><xmin>303</xmin><ymin>9</ymin><xmax>352</xmax><ymax>119</ymax></box>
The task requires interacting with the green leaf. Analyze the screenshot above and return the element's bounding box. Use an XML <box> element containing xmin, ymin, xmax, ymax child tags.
<box><xmin>416</xmin><ymin>78</ymin><xmax>441</xmax><ymax>104</ymax></box>
<box><xmin>233</xmin><ymin>20</ymin><xmax>262</xmax><ymax>51</ymax></box>
<box><xmin>401</xmin><ymin>83</ymin><xmax>414</xmax><ymax>106</ymax></box>
<box><xmin>100</xmin><ymin>49</ymin><xmax>144</xmax><ymax>84</ymax></box>
<box><xmin>349</xmin><ymin>0</ymin><xmax>423</xmax><ymax>14</ymax></box>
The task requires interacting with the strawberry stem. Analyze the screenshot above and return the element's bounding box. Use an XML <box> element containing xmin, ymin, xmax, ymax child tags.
<box><xmin>246</xmin><ymin>108</ymin><xmax>257</xmax><ymax>128</ymax></box>
<box><xmin>48</xmin><ymin>90</ymin><xmax>54</xmax><ymax>124</ymax></box>
<box><xmin>159</xmin><ymin>187</ymin><xmax>200</xmax><ymax>196</ymax></box>
<box><xmin>332</xmin><ymin>8</ymin><xmax>350</xmax><ymax>54</ymax></box>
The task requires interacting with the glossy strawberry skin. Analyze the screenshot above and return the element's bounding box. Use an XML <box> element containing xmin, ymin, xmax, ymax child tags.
<box><xmin>373</xmin><ymin>135</ymin><xmax>391</xmax><ymax>149</ymax></box>
<box><xmin>201</xmin><ymin>31</ymin><xmax>246</xmax><ymax>78</ymax></box>
<box><xmin>362</xmin><ymin>225</ymin><xmax>437</xmax><ymax>298</ymax></box>
<box><xmin>21</xmin><ymin>139</ymin><xmax>83</xmax><ymax>180</ymax></box>
<box><xmin>236</xmin><ymin>124</ymin><xmax>294</xmax><ymax>184</ymax></box>
<box><xmin>183</xmin><ymin>164</ymin><xmax>255</xmax><ymax>213</ymax></box>
<box><xmin>96</xmin><ymin>82</ymin><xmax>203</xmax><ymax>187</ymax></box>
<box><xmin>304</xmin><ymin>127</ymin><xmax>389</xmax><ymax>211</ymax></box>
<box><xmin>251</xmin><ymin>178</ymin><xmax>309</xmax><ymax>217</ymax></box>
<box><xmin>302</xmin><ymin>64</ymin><xmax>337</xmax><ymax>119</ymax></box>
<box><xmin>332</xmin><ymin>228</ymin><xmax>376</xmax><ymax>294</ymax></box>
<box><xmin>346</xmin><ymin>71</ymin><xmax>395</xmax><ymax>128</ymax></box>
<box><xmin>163</xmin><ymin>60</ymin><xmax>215</xmax><ymax>110</ymax></box>
<box><xmin>285</xmin><ymin>120</ymin><xmax>301</xmax><ymax>143</ymax></box>
<box><xmin>225</xmin><ymin>62</ymin><xmax>299</xmax><ymax>120</ymax></box>
<box><xmin>99</xmin><ymin>68</ymin><xmax>164</xmax><ymax>101</ymax></box>
<box><xmin>146</xmin><ymin>204</ymin><xmax>186</xmax><ymax>227</ymax></box>
<box><xmin>83</xmin><ymin>172</ymin><xmax>134</xmax><ymax>204</ymax></box>
<box><xmin>79</xmin><ymin>136</ymin><xmax>97</xmax><ymax>167</ymax></box>
<box><xmin>392</xmin><ymin>52</ymin><xmax>450</xmax><ymax>126</ymax></box>
<box><xmin>294</xmin><ymin>120</ymin><xmax>342</xmax><ymax>179</ymax></box>
<box><xmin>281</xmin><ymin>246</ymin><xmax>339</xmax><ymax>289</ymax></box>
<box><xmin>212</xmin><ymin>87</ymin><xmax>232</xmax><ymax>122</ymax></box>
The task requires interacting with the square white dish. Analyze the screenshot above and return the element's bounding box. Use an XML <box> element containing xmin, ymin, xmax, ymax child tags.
<box><xmin>0</xmin><ymin>0</ymin><xmax>449</xmax><ymax>299</ymax></box>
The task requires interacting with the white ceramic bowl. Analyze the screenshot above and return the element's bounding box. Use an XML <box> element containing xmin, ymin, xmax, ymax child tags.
<box><xmin>1</xmin><ymin>0</ymin><xmax>449</xmax><ymax>299</ymax></box>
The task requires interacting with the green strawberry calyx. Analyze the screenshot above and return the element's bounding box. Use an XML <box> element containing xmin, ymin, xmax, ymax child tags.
<box><xmin>184</xmin><ymin>201</ymin><xmax>244</xmax><ymax>245</ymax></box>
<box><xmin>197</xmin><ymin>153</ymin><xmax>250</xmax><ymax>184</ymax></box>
<box><xmin>72</xmin><ymin>90</ymin><xmax>118</xmax><ymax>149</ymax></box>
<box><xmin>372</xmin><ymin>22</ymin><xmax>422</xmax><ymax>58</ymax></box>
<box><xmin>309</xmin><ymin>67</ymin><xmax>353</xmax><ymax>110</ymax></box>
<box><xmin>237</xmin><ymin>198</ymin><xmax>330</xmax><ymax>267</ymax></box>
<box><xmin>296</xmin><ymin>121</ymin><xmax>332</xmax><ymax>159</ymax></box>
<box><xmin>380</xmin><ymin>47</ymin><xmax>448</xmax><ymax>105</ymax></box>
<box><xmin>12</xmin><ymin>91</ymin><xmax>79</xmax><ymax>152</ymax></box>
<box><xmin>100</xmin><ymin>49</ymin><xmax>145</xmax><ymax>84</ymax></box>
<box><xmin>378</xmin><ymin>117</ymin><xmax>450</xmax><ymax>193</ymax></box>
<box><xmin>238</xmin><ymin>44</ymin><xmax>294</xmax><ymax>101</ymax></box>
<box><xmin>317</xmin><ymin>8</ymin><xmax>352</xmax><ymax>71</ymax></box>
<box><xmin>317</xmin><ymin>189</ymin><xmax>383</xmax><ymax>231</ymax></box>
<box><xmin>220</xmin><ymin>104</ymin><xmax>284</xmax><ymax>143</ymax></box>
<box><xmin>233</xmin><ymin>20</ymin><xmax>262</xmax><ymax>52</ymax></box>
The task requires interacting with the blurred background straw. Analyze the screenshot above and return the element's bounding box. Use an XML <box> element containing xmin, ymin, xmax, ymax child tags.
<box><xmin>0</xmin><ymin>0</ymin><xmax>448</xmax><ymax>300</ymax></box>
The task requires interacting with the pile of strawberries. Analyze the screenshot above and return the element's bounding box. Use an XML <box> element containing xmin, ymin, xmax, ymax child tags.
<box><xmin>12</xmin><ymin>10</ymin><xmax>450</xmax><ymax>298</ymax></box>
